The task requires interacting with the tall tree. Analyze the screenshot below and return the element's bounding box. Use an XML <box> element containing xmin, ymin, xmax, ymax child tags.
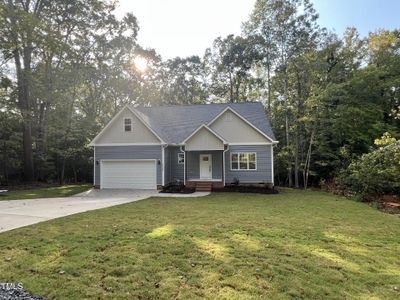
<box><xmin>1</xmin><ymin>0</ymin><xmax>112</xmax><ymax>180</ymax></box>
<box><xmin>204</xmin><ymin>35</ymin><xmax>259</xmax><ymax>102</ymax></box>
<box><xmin>246</xmin><ymin>0</ymin><xmax>320</xmax><ymax>187</ymax></box>
<box><xmin>159</xmin><ymin>56</ymin><xmax>206</xmax><ymax>104</ymax></box>
<box><xmin>0</xmin><ymin>0</ymin><xmax>139</xmax><ymax>182</ymax></box>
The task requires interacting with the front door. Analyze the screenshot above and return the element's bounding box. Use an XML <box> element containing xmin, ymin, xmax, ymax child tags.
<box><xmin>200</xmin><ymin>154</ymin><xmax>212</xmax><ymax>179</ymax></box>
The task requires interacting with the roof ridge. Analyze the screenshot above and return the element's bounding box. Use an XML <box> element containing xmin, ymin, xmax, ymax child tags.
<box><xmin>132</xmin><ymin>101</ymin><xmax>264</xmax><ymax>109</ymax></box>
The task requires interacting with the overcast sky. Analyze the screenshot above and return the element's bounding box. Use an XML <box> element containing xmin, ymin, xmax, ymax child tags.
<box><xmin>115</xmin><ymin>0</ymin><xmax>400</xmax><ymax>60</ymax></box>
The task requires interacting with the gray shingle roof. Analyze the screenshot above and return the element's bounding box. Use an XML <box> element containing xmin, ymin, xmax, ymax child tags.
<box><xmin>132</xmin><ymin>102</ymin><xmax>276</xmax><ymax>144</ymax></box>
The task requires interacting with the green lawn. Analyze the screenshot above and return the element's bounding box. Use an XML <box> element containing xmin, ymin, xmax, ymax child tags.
<box><xmin>0</xmin><ymin>184</ymin><xmax>92</xmax><ymax>201</ymax></box>
<box><xmin>0</xmin><ymin>189</ymin><xmax>399</xmax><ymax>299</ymax></box>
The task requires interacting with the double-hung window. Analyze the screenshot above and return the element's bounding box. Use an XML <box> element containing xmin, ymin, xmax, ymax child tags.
<box><xmin>178</xmin><ymin>153</ymin><xmax>185</xmax><ymax>164</ymax></box>
<box><xmin>124</xmin><ymin>118</ymin><xmax>132</xmax><ymax>132</ymax></box>
<box><xmin>230</xmin><ymin>152</ymin><xmax>256</xmax><ymax>170</ymax></box>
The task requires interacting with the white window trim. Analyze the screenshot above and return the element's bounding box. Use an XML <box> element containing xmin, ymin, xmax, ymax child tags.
<box><xmin>124</xmin><ymin>118</ymin><xmax>133</xmax><ymax>132</ymax></box>
<box><xmin>178</xmin><ymin>153</ymin><xmax>185</xmax><ymax>164</ymax></box>
<box><xmin>230</xmin><ymin>152</ymin><xmax>257</xmax><ymax>171</ymax></box>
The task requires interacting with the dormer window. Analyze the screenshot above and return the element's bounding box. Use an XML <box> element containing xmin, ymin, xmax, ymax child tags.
<box><xmin>124</xmin><ymin>118</ymin><xmax>132</xmax><ymax>132</ymax></box>
<box><xmin>225</xmin><ymin>112</ymin><xmax>233</xmax><ymax>121</ymax></box>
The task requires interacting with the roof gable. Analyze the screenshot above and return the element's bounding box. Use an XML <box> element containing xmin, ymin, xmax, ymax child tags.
<box><xmin>89</xmin><ymin>106</ymin><xmax>163</xmax><ymax>145</ymax></box>
<box><xmin>208</xmin><ymin>107</ymin><xmax>275</xmax><ymax>143</ymax></box>
<box><xmin>184</xmin><ymin>125</ymin><xmax>225</xmax><ymax>151</ymax></box>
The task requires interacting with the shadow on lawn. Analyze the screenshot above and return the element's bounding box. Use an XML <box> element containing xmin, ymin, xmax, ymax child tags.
<box><xmin>142</xmin><ymin>223</ymin><xmax>399</xmax><ymax>299</ymax></box>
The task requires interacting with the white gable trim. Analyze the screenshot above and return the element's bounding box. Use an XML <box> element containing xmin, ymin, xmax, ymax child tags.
<box><xmin>207</xmin><ymin>107</ymin><xmax>278</xmax><ymax>144</ymax></box>
<box><xmin>229</xmin><ymin>142</ymin><xmax>272</xmax><ymax>145</ymax></box>
<box><xmin>89</xmin><ymin>105</ymin><xmax>165</xmax><ymax>146</ymax></box>
<box><xmin>126</xmin><ymin>106</ymin><xmax>166</xmax><ymax>144</ymax></box>
<box><xmin>182</xmin><ymin>124</ymin><xmax>227</xmax><ymax>144</ymax></box>
<box><xmin>89</xmin><ymin>106</ymin><xmax>129</xmax><ymax>146</ymax></box>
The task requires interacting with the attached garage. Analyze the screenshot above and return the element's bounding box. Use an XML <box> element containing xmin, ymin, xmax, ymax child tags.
<box><xmin>100</xmin><ymin>160</ymin><xmax>157</xmax><ymax>189</ymax></box>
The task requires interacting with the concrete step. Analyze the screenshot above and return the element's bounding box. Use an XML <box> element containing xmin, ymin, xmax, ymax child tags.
<box><xmin>196</xmin><ymin>188</ymin><xmax>212</xmax><ymax>192</ymax></box>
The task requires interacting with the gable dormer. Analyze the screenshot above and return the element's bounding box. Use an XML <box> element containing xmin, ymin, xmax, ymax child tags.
<box><xmin>183</xmin><ymin>125</ymin><xmax>226</xmax><ymax>151</ymax></box>
<box><xmin>90</xmin><ymin>106</ymin><xmax>162</xmax><ymax>145</ymax></box>
<box><xmin>208</xmin><ymin>107</ymin><xmax>273</xmax><ymax>144</ymax></box>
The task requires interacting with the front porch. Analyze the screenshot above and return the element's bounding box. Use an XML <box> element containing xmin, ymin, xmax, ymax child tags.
<box><xmin>184</xmin><ymin>150</ymin><xmax>225</xmax><ymax>189</ymax></box>
<box><xmin>181</xmin><ymin>124</ymin><xmax>227</xmax><ymax>190</ymax></box>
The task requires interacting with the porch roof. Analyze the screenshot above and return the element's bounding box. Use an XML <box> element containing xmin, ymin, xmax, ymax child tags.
<box><xmin>183</xmin><ymin>125</ymin><xmax>225</xmax><ymax>151</ymax></box>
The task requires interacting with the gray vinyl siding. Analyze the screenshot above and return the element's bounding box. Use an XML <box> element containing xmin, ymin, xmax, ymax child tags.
<box><xmin>225</xmin><ymin>145</ymin><xmax>272</xmax><ymax>184</ymax></box>
<box><xmin>164</xmin><ymin>146</ymin><xmax>170</xmax><ymax>184</ymax></box>
<box><xmin>94</xmin><ymin>145</ymin><xmax>162</xmax><ymax>186</ymax></box>
<box><xmin>167</xmin><ymin>146</ymin><xmax>184</xmax><ymax>183</ymax></box>
<box><xmin>186</xmin><ymin>151</ymin><xmax>223</xmax><ymax>179</ymax></box>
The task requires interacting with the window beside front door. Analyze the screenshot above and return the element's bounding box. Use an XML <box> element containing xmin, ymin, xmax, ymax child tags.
<box><xmin>231</xmin><ymin>152</ymin><xmax>256</xmax><ymax>170</ymax></box>
<box><xmin>178</xmin><ymin>153</ymin><xmax>185</xmax><ymax>164</ymax></box>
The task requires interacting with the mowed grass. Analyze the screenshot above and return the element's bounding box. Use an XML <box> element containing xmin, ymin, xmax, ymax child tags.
<box><xmin>0</xmin><ymin>184</ymin><xmax>92</xmax><ymax>201</ymax></box>
<box><xmin>0</xmin><ymin>189</ymin><xmax>399</xmax><ymax>299</ymax></box>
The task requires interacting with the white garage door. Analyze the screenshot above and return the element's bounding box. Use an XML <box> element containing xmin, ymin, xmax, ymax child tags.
<box><xmin>100</xmin><ymin>160</ymin><xmax>156</xmax><ymax>189</ymax></box>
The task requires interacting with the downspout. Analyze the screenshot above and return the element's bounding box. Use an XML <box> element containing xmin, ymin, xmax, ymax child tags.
<box><xmin>162</xmin><ymin>144</ymin><xmax>168</xmax><ymax>187</ymax></box>
<box><xmin>180</xmin><ymin>145</ymin><xmax>185</xmax><ymax>185</ymax></box>
<box><xmin>93</xmin><ymin>146</ymin><xmax>96</xmax><ymax>187</ymax></box>
<box><xmin>223</xmin><ymin>144</ymin><xmax>229</xmax><ymax>187</ymax></box>
<box><xmin>271</xmin><ymin>144</ymin><xmax>274</xmax><ymax>186</ymax></box>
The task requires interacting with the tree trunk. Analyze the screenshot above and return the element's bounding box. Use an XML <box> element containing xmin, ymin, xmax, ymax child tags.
<box><xmin>73</xmin><ymin>166</ymin><xmax>77</xmax><ymax>183</ymax></box>
<box><xmin>2</xmin><ymin>141</ymin><xmax>9</xmax><ymax>185</ymax></box>
<box><xmin>8</xmin><ymin>0</ymin><xmax>36</xmax><ymax>182</ymax></box>
<box><xmin>60</xmin><ymin>158</ymin><xmax>65</xmax><ymax>185</ymax></box>
<box><xmin>283</xmin><ymin>73</ymin><xmax>292</xmax><ymax>187</ymax></box>
<box><xmin>229</xmin><ymin>72</ymin><xmax>234</xmax><ymax>103</ymax></box>
<box><xmin>294</xmin><ymin>67</ymin><xmax>303</xmax><ymax>188</ymax></box>
<box><xmin>13</xmin><ymin>49</ymin><xmax>34</xmax><ymax>182</ymax></box>
<box><xmin>235</xmin><ymin>80</ymin><xmax>240</xmax><ymax>102</ymax></box>
<box><xmin>266</xmin><ymin>61</ymin><xmax>272</xmax><ymax>115</ymax></box>
<box><xmin>294</xmin><ymin>128</ymin><xmax>300</xmax><ymax>188</ymax></box>
<box><xmin>303</xmin><ymin>126</ymin><xmax>316</xmax><ymax>189</ymax></box>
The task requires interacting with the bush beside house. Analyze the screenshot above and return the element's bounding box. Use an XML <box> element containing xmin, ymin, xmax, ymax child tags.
<box><xmin>339</xmin><ymin>134</ymin><xmax>400</xmax><ymax>200</ymax></box>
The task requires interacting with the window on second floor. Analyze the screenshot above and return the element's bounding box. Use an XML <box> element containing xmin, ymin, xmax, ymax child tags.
<box><xmin>124</xmin><ymin>118</ymin><xmax>132</xmax><ymax>132</ymax></box>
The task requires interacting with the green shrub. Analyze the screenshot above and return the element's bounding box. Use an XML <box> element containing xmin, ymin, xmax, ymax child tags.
<box><xmin>341</xmin><ymin>141</ymin><xmax>400</xmax><ymax>198</ymax></box>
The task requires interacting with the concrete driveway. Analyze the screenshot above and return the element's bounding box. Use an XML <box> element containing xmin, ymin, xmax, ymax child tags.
<box><xmin>0</xmin><ymin>189</ymin><xmax>158</xmax><ymax>233</ymax></box>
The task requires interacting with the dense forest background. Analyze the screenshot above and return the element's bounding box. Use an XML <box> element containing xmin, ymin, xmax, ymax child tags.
<box><xmin>0</xmin><ymin>0</ymin><xmax>399</xmax><ymax>191</ymax></box>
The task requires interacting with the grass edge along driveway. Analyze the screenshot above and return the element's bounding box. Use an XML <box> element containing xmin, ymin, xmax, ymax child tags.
<box><xmin>0</xmin><ymin>184</ymin><xmax>92</xmax><ymax>201</ymax></box>
<box><xmin>0</xmin><ymin>189</ymin><xmax>399</xmax><ymax>299</ymax></box>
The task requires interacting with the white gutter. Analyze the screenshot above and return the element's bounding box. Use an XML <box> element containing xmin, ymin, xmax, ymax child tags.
<box><xmin>271</xmin><ymin>144</ymin><xmax>274</xmax><ymax>186</ymax></box>
<box><xmin>180</xmin><ymin>145</ymin><xmax>185</xmax><ymax>185</ymax></box>
<box><xmin>162</xmin><ymin>144</ymin><xmax>168</xmax><ymax>186</ymax></box>
<box><xmin>93</xmin><ymin>147</ymin><xmax>96</xmax><ymax>187</ymax></box>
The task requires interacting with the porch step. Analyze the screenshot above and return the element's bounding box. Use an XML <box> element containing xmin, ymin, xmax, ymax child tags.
<box><xmin>195</xmin><ymin>182</ymin><xmax>213</xmax><ymax>192</ymax></box>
